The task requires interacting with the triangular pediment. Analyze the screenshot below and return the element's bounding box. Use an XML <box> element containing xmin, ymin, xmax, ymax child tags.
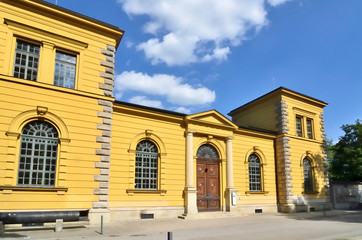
<box><xmin>186</xmin><ymin>110</ymin><xmax>238</xmax><ymax>128</ymax></box>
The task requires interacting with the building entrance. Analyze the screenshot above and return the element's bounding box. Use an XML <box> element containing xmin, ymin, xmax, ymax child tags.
<box><xmin>196</xmin><ymin>145</ymin><xmax>220</xmax><ymax>211</ymax></box>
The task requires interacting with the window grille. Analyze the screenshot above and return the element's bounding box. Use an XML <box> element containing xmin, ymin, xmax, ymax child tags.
<box><xmin>18</xmin><ymin>121</ymin><xmax>58</xmax><ymax>187</ymax></box>
<box><xmin>303</xmin><ymin>158</ymin><xmax>313</xmax><ymax>192</ymax></box>
<box><xmin>135</xmin><ymin>140</ymin><xmax>158</xmax><ymax>190</ymax></box>
<box><xmin>54</xmin><ymin>51</ymin><xmax>76</xmax><ymax>89</ymax></box>
<box><xmin>248</xmin><ymin>154</ymin><xmax>261</xmax><ymax>191</ymax></box>
<box><xmin>13</xmin><ymin>40</ymin><xmax>40</xmax><ymax>81</ymax></box>
<box><xmin>196</xmin><ymin>145</ymin><xmax>219</xmax><ymax>159</ymax></box>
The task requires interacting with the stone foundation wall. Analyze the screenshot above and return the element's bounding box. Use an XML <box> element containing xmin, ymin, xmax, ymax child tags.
<box><xmin>110</xmin><ymin>207</ymin><xmax>185</xmax><ymax>220</ymax></box>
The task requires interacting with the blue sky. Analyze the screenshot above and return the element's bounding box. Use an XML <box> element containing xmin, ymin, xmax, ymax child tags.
<box><xmin>46</xmin><ymin>0</ymin><xmax>361</xmax><ymax>143</ymax></box>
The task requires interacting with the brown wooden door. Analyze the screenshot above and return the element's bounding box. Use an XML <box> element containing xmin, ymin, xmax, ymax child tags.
<box><xmin>197</xmin><ymin>158</ymin><xmax>220</xmax><ymax>211</ymax></box>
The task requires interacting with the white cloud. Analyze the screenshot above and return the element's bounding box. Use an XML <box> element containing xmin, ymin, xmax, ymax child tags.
<box><xmin>125</xmin><ymin>40</ymin><xmax>134</xmax><ymax>48</ymax></box>
<box><xmin>118</xmin><ymin>0</ymin><xmax>293</xmax><ymax>66</ymax></box>
<box><xmin>267</xmin><ymin>0</ymin><xmax>293</xmax><ymax>7</ymax></box>
<box><xmin>172</xmin><ymin>107</ymin><xmax>192</xmax><ymax>114</ymax></box>
<box><xmin>128</xmin><ymin>96</ymin><xmax>163</xmax><ymax>108</ymax></box>
<box><xmin>115</xmin><ymin>71</ymin><xmax>216</xmax><ymax>106</ymax></box>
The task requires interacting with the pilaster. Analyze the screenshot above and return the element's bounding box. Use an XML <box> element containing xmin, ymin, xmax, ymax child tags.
<box><xmin>225</xmin><ymin>137</ymin><xmax>237</xmax><ymax>212</ymax></box>
<box><xmin>184</xmin><ymin>130</ymin><xmax>197</xmax><ymax>214</ymax></box>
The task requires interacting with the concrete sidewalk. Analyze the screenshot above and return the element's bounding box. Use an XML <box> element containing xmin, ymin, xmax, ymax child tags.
<box><xmin>1</xmin><ymin>210</ymin><xmax>362</xmax><ymax>240</ymax></box>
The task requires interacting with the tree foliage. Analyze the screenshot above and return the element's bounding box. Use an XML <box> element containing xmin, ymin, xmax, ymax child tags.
<box><xmin>329</xmin><ymin>120</ymin><xmax>362</xmax><ymax>182</ymax></box>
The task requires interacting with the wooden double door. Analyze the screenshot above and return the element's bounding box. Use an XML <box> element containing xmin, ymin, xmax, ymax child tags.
<box><xmin>196</xmin><ymin>158</ymin><xmax>220</xmax><ymax>211</ymax></box>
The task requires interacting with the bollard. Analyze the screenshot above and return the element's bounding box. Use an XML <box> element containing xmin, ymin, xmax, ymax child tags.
<box><xmin>101</xmin><ymin>215</ymin><xmax>103</xmax><ymax>235</ymax></box>
<box><xmin>168</xmin><ymin>231</ymin><xmax>173</xmax><ymax>240</ymax></box>
<box><xmin>55</xmin><ymin>219</ymin><xmax>63</xmax><ymax>232</ymax></box>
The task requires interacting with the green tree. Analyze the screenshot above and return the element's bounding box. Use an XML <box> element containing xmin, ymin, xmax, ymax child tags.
<box><xmin>325</xmin><ymin>138</ymin><xmax>334</xmax><ymax>161</ymax></box>
<box><xmin>329</xmin><ymin>120</ymin><xmax>362</xmax><ymax>181</ymax></box>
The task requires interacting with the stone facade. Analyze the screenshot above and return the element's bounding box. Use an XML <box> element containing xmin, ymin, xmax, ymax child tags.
<box><xmin>275</xmin><ymin>100</ymin><xmax>294</xmax><ymax>212</ymax></box>
<box><xmin>92</xmin><ymin>45</ymin><xmax>116</xmax><ymax>220</ymax></box>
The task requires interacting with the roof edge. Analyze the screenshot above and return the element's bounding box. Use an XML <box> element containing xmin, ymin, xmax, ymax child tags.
<box><xmin>8</xmin><ymin>0</ymin><xmax>124</xmax><ymax>48</ymax></box>
<box><xmin>228</xmin><ymin>87</ymin><xmax>328</xmax><ymax>116</ymax></box>
<box><xmin>114</xmin><ymin>100</ymin><xmax>187</xmax><ymax>117</ymax></box>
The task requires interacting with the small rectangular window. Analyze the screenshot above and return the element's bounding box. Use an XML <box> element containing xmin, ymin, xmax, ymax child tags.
<box><xmin>296</xmin><ymin>116</ymin><xmax>303</xmax><ymax>137</ymax></box>
<box><xmin>13</xmin><ymin>40</ymin><xmax>40</xmax><ymax>81</ymax></box>
<box><xmin>306</xmin><ymin>119</ymin><xmax>313</xmax><ymax>139</ymax></box>
<box><xmin>54</xmin><ymin>51</ymin><xmax>76</xmax><ymax>89</ymax></box>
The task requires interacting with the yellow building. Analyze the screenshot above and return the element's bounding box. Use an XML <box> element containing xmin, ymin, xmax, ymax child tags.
<box><xmin>0</xmin><ymin>0</ymin><xmax>331</xmax><ymax>225</ymax></box>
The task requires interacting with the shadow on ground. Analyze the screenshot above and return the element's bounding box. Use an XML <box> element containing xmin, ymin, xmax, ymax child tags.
<box><xmin>283</xmin><ymin>210</ymin><xmax>362</xmax><ymax>224</ymax></box>
<box><xmin>0</xmin><ymin>233</ymin><xmax>30</xmax><ymax>239</ymax></box>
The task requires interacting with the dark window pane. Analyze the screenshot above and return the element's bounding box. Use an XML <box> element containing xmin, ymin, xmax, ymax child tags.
<box><xmin>135</xmin><ymin>140</ymin><xmax>158</xmax><ymax>190</ymax></box>
<box><xmin>13</xmin><ymin>40</ymin><xmax>40</xmax><ymax>81</ymax></box>
<box><xmin>17</xmin><ymin>121</ymin><xmax>58</xmax><ymax>187</ymax></box>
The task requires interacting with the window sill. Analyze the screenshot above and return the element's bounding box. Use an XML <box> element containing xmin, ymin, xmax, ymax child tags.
<box><xmin>126</xmin><ymin>189</ymin><xmax>167</xmax><ymax>196</ymax></box>
<box><xmin>0</xmin><ymin>186</ymin><xmax>68</xmax><ymax>195</ymax></box>
<box><xmin>245</xmin><ymin>191</ymin><xmax>269</xmax><ymax>196</ymax></box>
<box><xmin>288</xmin><ymin>134</ymin><xmax>323</xmax><ymax>143</ymax></box>
<box><xmin>302</xmin><ymin>191</ymin><xmax>319</xmax><ymax>195</ymax></box>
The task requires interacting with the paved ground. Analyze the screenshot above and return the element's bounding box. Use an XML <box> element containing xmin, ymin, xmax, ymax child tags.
<box><xmin>1</xmin><ymin>210</ymin><xmax>362</xmax><ymax>240</ymax></box>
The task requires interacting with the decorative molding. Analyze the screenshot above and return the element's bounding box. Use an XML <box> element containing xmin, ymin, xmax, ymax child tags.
<box><xmin>0</xmin><ymin>186</ymin><xmax>68</xmax><ymax>192</ymax></box>
<box><xmin>128</xmin><ymin>131</ymin><xmax>167</xmax><ymax>157</ymax></box>
<box><xmin>36</xmin><ymin>106</ymin><xmax>48</xmax><ymax>116</ymax></box>
<box><xmin>145</xmin><ymin>129</ymin><xmax>153</xmax><ymax>138</ymax></box>
<box><xmin>292</xmin><ymin>107</ymin><xmax>317</xmax><ymax>117</ymax></box>
<box><xmin>244</xmin><ymin>147</ymin><xmax>267</xmax><ymax>165</ymax></box>
<box><xmin>226</xmin><ymin>136</ymin><xmax>234</xmax><ymax>141</ymax></box>
<box><xmin>8</xmin><ymin>109</ymin><xmax>69</xmax><ymax>139</ymax></box>
<box><xmin>5</xmin><ymin>132</ymin><xmax>20</xmax><ymax>138</ymax></box>
<box><xmin>126</xmin><ymin>189</ymin><xmax>167</xmax><ymax>196</ymax></box>
<box><xmin>245</xmin><ymin>191</ymin><xmax>269</xmax><ymax>196</ymax></box>
<box><xmin>59</xmin><ymin>138</ymin><xmax>71</xmax><ymax>144</ymax></box>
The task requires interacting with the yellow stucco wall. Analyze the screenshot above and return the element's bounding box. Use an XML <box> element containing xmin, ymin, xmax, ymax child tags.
<box><xmin>233</xmin><ymin>131</ymin><xmax>277</xmax><ymax>206</ymax></box>
<box><xmin>282</xmin><ymin>94</ymin><xmax>328</xmax><ymax>201</ymax></box>
<box><xmin>288</xmin><ymin>138</ymin><xmax>327</xmax><ymax>198</ymax></box>
<box><xmin>110</xmin><ymin>105</ymin><xmax>186</xmax><ymax>208</ymax></box>
<box><xmin>0</xmin><ymin>0</ymin><xmax>121</xmax><ymax>95</ymax></box>
<box><xmin>230</xmin><ymin>95</ymin><xmax>280</xmax><ymax>132</ymax></box>
<box><xmin>0</xmin><ymin>0</ymin><xmax>121</xmax><ymax>211</ymax></box>
<box><xmin>0</xmin><ymin>75</ymin><xmax>101</xmax><ymax>210</ymax></box>
<box><xmin>109</xmin><ymin>105</ymin><xmax>279</xmax><ymax>212</ymax></box>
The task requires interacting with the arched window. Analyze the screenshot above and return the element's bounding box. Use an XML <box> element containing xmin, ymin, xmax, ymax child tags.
<box><xmin>18</xmin><ymin>121</ymin><xmax>58</xmax><ymax>187</ymax></box>
<box><xmin>248</xmin><ymin>154</ymin><xmax>261</xmax><ymax>191</ymax></box>
<box><xmin>303</xmin><ymin>158</ymin><xmax>313</xmax><ymax>193</ymax></box>
<box><xmin>196</xmin><ymin>144</ymin><xmax>219</xmax><ymax>159</ymax></box>
<box><xmin>135</xmin><ymin>140</ymin><xmax>158</xmax><ymax>190</ymax></box>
